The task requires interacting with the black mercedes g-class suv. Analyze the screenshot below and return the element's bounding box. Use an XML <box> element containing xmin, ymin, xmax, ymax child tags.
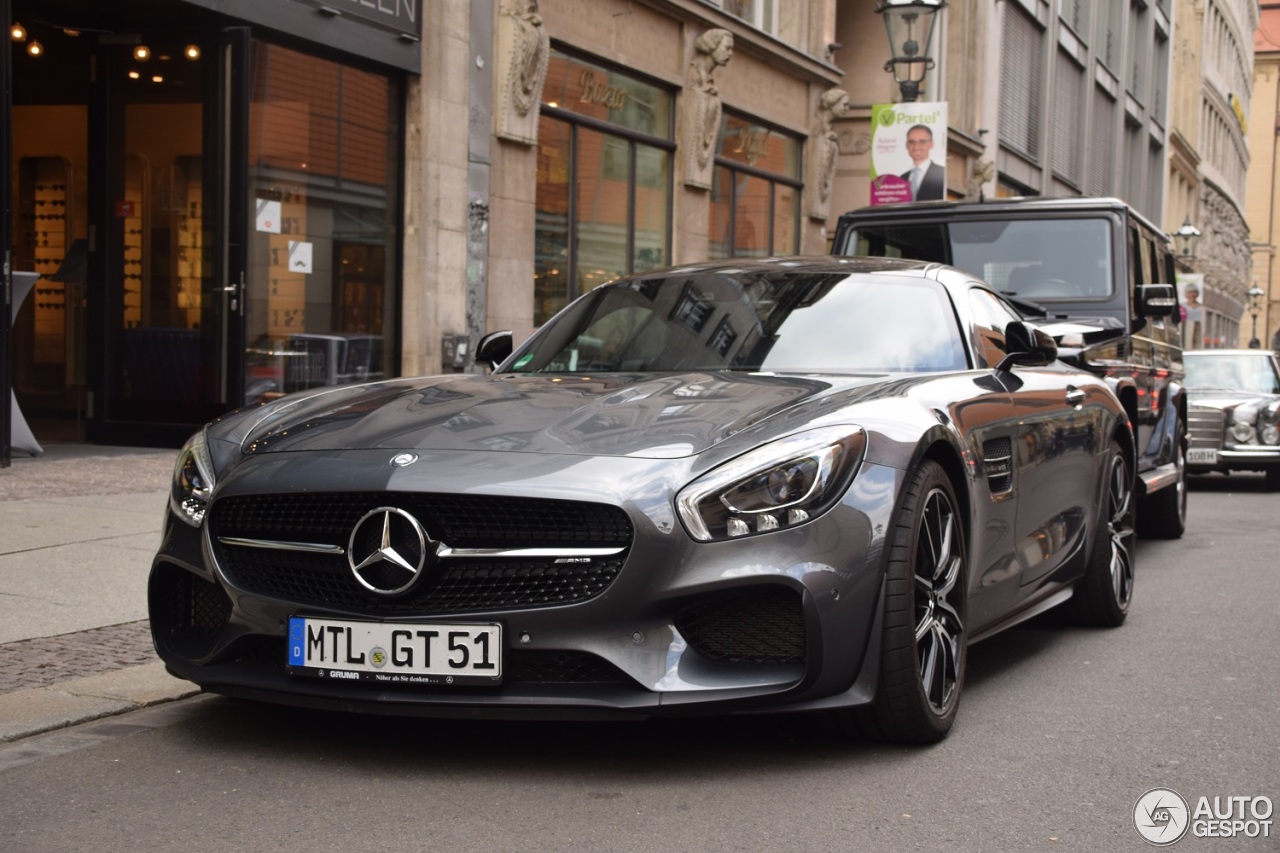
<box><xmin>832</xmin><ymin>196</ymin><xmax>1187</xmax><ymax>538</ymax></box>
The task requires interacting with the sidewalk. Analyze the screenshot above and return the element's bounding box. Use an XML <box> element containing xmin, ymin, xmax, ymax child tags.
<box><xmin>0</xmin><ymin>441</ymin><xmax>201</xmax><ymax>741</ymax></box>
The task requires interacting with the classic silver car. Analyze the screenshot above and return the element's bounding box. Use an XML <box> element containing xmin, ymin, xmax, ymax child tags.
<box><xmin>1185</xmin><ymin>348</ymin><xmax>1280</xmax><ymax>489</ymax></box>
<box><xmin>152</xmin><ymin>256</ymin><xmax>1136</xmax><ymax>744</ymax></box>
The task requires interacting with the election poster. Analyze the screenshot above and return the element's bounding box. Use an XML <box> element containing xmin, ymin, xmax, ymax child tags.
<box><xmin>869</xmin><ymin>102</ymin><xmax>948</xmax><ymax>205</ymax></box>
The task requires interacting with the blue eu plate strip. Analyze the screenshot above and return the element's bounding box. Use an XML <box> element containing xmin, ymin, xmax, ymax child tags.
<box><xmin>288</xmin><ymin>617</ymin><xmax>305</xmax><ymax>665</ymax></box>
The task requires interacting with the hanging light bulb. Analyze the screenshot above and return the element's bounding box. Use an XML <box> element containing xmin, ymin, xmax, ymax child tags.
<box><xmin>133</xmin><ymin>44</ymin><xmax>151</xmax><ymax>62</ymax></box>
<box><xmin>184</xmin><ymin>44</ymin><xmax>201</xmax><ymax>61</ymax></box>
<box><xmin>27</xmin><ymin>39</ymin><xmax>43</xmax><ymax>57</ymax></box>
<box><xmin>10</xmin><ymin>22</ymin><xmax>27</xmax><ymax>42</ymax></box>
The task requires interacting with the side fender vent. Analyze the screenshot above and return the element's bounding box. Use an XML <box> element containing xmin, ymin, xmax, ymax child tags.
<box><xmin>982</xmin><ymin>437</ymin><xmax>1014</xmax><ymax>494</ymax></box>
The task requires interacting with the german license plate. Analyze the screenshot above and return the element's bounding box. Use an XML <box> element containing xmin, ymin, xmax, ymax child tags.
<box><xmin>287</xmin><ymin>616</ymin><xmax>502</xmax><ymax>686</ymax></box>
<box><xmin>1188</xmin><ymin>448</ymin><xmax>1218</xmax><ymax>465</ymax></box>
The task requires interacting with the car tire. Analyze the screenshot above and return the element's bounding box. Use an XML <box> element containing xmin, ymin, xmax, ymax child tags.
<box><xmin>851</xmin><ymin>460</ymin><xmax>967</xmax><ymax>744</ymax></box>
<box><xmin>1137</xmin><ymin>417</ymin><xmax>1186</xmax><ymax>539</ymax></box>
<box><xmin>1071</xmin><ymin>438</ymin><xmax>1135</xmax><ymax>627</ymax></box>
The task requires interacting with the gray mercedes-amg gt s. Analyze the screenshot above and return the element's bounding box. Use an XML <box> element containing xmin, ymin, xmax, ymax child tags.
<box><xmin>152</xmin><ymin>256</ymin><xmax>1136</xmax><ymax>743</ymax></box>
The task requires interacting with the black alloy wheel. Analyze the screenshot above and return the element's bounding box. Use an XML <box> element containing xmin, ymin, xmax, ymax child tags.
<box><xmin>851</xmin><ymin>460</ymin><xmax>967</xmax><ymax>744</ymax></box>
<box><xmin>1073</xmin><ymin>439</ymin><xmax>1135</xmax><ymax>627</ymax></box>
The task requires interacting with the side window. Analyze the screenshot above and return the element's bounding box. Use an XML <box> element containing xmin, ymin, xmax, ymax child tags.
<box><xmin>1134</xmin><ymin>227</ymin><xmax>1153</xmax><ymax>285</ymax></box>
<box><xmin>1153</xmin><ymin>243</ymin><xmax>1174</xmax><ymax>286</ymax></box>
<box><xmin>967</xmin><ymin>288</ymin><xmax>1022</xmax><ymax>368</ymax></box>
<box><xmin>1128</xmin><ymin>224</ymin><xmax>1142</xmax><ymax>291</ymax></box>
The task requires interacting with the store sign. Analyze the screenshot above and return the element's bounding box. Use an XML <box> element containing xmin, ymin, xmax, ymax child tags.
<box><xmin>578</xmin><ymin>72</ymin><xmax>629</xmax><ymax>112</ymax></box>
<box><xmin>295</xmin><ymin>0</ymin><xmax>422</xmax><ymax>40</ymax></box>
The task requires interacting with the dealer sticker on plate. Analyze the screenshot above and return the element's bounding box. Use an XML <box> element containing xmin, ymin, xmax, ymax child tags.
<box><xmin>287</xmin><ymin>616</ymin><xmax>502</xmax><ymax>685</ymax></box>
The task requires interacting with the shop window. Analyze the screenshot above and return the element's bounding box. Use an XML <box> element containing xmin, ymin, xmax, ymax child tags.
<box><xmin>535</xmin><ymin>48</ymin><xmax>674</xmax><ymax>326</ymax></box>
<box><xmin>244</xmin><ymin>42</ymin><xmax>400</xmax><ymax>402</ymax></box>
<box><xmin>708</xmin><ymin>113</ymin><xmax>801</xmax><ymax>260</ymax></box>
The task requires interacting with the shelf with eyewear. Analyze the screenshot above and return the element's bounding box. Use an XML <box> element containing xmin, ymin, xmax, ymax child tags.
<box><xmin>16</xmin><ymin>156</ymin><xmax>73</xmax><ymax>366</ymax></box>
<box><xmin>173</xmin><ymin>156</ymin><xmax>204</xmax><ymax>329</ymax></box>
<box><xmin>123</xmin><ymin>155</ymin><xmax>147</xmax><ymax>329</ymax></box>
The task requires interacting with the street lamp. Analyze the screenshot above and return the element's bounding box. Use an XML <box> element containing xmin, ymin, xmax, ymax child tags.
<box><xmin>1248</xmin><ymin>286</ymin><xmax>1264</xmax><ymax>349</ymax></box>
<box><xmin>1172</xmin><ymin>217</ymin><xmax>1201</xmax><ymax>264</ymax></box>
<box><xmin>875</xmin><ymin>0</ymin><xmax>946</xmax><ymax>103</ymax></box>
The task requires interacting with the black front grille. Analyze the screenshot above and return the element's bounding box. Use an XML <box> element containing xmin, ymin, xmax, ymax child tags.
<box><xmin>209</xmin><ymin>493</ymin><xmax>632</xmax><ymax>615</ymax></box>
<box><xmin>675</xmin><ymin>586</ymin><xmax>806</xmax><ymax>664</ymax></box>
<box><xmin>212</xmin><ymin>493</ymin><xmax>632</xmax><ymax>548</ymax></box>
<box><xmin>1188</xmin><ymin>405</ymin><xmax>1225</xmax><ymax>450</ymax></box>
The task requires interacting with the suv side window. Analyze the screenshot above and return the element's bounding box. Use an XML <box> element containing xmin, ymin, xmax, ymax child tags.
<box><xmin>1132</xmin><ymin>224</ymin><xmax>1151</xmax><ymax>286</ymax></box>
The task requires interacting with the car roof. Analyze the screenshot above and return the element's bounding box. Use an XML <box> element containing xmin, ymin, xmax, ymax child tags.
<box><xmin>617</xmin><ymin>255</ymin><xmax>941</xmax><ymax>280</ymax></box>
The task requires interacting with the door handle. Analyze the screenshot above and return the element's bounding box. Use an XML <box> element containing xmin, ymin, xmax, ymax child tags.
<box><xmin>222</xmin><ymin>273</ymin><xmax>245</xmax><ymax>312</ymax></box>
<box><xmin>1065</xmin><ymin>387</ymin><xmax>1086</xmax><ymax>408</ymax></box>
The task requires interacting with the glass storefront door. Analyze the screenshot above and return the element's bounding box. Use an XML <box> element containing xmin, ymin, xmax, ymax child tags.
<box><xmin>7</xmin><ymin>11</ymin><xmax>401</xmax><ymax>449</ymax></box>
<box><xmin>92</xmin><ymin>36</ymin><xmax>238</xmax><ymax>442</ymax></box>
<box><xmin>8</xmin><ymin>21</ymin><xmax>243</xmax><ymax>447</ymax></box>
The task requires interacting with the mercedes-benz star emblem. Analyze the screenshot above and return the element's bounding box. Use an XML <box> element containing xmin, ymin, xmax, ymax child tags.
<box><xmin>347</xmin><ymin>507</ymin><xmax>434</xmax><ymax>595</ymax></box>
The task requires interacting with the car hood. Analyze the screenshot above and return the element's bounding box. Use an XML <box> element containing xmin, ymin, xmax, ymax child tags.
<box><xmin>1186</xmin><ymin>389</ymin><xmax>1279</xmax><ymax>411</ymax></box>
<box><xmin>226</xmin><ymin>372</ymin><xmax>887</xmax><ymax>459</ymax></box>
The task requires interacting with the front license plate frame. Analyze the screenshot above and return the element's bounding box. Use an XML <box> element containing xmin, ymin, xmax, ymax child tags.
<box><xmin>1188</xmin><ymin>448</ymin><xmax>1219</xmax><ymax>465</ymax></box>
<box><xmin>287</xmin><ymin>616</ymin><xmax>502</xmax><ymax>686</ymax></box>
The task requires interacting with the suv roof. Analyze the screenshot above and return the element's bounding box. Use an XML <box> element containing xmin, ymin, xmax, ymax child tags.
<box><xmin>837</xmin><ymin>196</ymin><xmax>1170</xmax><ymax>241</ymax></box>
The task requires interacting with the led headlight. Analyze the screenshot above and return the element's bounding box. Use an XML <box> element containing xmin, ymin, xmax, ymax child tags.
<box><xmin>170</xmin><ymin>429</ymin><xmax>216</xmax><ymax>527</ymax></box>
<box><xmin>676</xmin><ymin>426</ymin><xmax>866</xmax><ymax>542</ymax></box>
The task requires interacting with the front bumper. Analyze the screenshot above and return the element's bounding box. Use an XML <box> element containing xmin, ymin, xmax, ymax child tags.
<box><xmin>148</xmin><ymin>457</ymin><xmax>903</xmax><ymax>719</ymax></box>
<box><xmin>1187</xmin><ymin>445</ymin><xmax>1280</xmax><ymax>474</ymax></box>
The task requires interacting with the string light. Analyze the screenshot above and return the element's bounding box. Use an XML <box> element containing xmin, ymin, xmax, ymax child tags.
<box><xmin>10</xmin><ymin>22</ymin><xmax>27</xmax><ymax>42</ymax></box>
<box><xmin>133</xmin><ymin>44</ymin><xmax>151</xmax><ymax>62</ymax></box>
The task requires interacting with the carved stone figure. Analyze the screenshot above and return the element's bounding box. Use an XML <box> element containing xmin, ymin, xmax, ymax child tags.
<box><xmin>808</xmin><ymin>87</ymin><xmax>851</xmax><ymax>219</ymax></box>
<box><xmin>968</xmin><ymin>158</ymin><xmax>995</xmax><ymax>199</ymax></box>
<box><xmin>684</xmin><ymin>28</ymin><xmax>734</xmax><ymax>189</ymax></box>
<box><xmin>496</xmin><ymin>0</ymin><xmax>551</xmax><ymax>145</ymax></box>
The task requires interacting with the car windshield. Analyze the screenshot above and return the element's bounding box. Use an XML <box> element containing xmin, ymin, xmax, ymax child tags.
<box><xmin>507</xmin><ymin>269</ymin><xmax>970</xmax><ymax>374</ymax></box>
<box><xmin>843</xmin><ymin>217</ymin><xmax>1114</xmax><ymax>301</ymax></box>
<box><xmin>1184</xmin><ymin>353</ymin><xmax>1280</xmax><ymax>393</ymax></box>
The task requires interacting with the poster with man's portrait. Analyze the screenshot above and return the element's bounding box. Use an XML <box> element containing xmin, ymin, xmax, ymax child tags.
<box><xmin>869</xmin><ymin>102</ymin><xmax>948</xmax><ymax>205</ymax></box>
<box><xmin>1178</xmin><ymin>274</ymin><xmax>1206</xmax><ymax>349</ymax></box>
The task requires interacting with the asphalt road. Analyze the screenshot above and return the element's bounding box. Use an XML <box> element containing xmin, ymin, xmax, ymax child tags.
<box><xmin>1</xmin><ymin>476</ymin><xmax>1277</xmax><ymax>852</ymax></box>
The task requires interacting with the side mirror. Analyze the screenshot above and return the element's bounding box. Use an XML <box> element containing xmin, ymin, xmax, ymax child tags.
<box><xmin>997</xmin><ymin>320</ymin><xmax>1058</xmax><ymax>371</ymax></box>
<box><xmin>476</xmin><ymin>330</ymin><xmax>513</xmax><ymax>371</ymax></box>
<box><xmin>1138</xmin><ymin>283</ymin><xmax>1178</xmax><ymax>318</ymax></box>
